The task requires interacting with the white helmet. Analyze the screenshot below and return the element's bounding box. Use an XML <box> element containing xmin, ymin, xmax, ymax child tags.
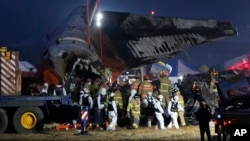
<box><xmin>83</xmin><ymin>88</ymin><xmax>89</xmax><ymax>94</ymax></box>
<box><xmin>131</xmin><ymin>89</ymin><xmax>137</xmax><ymax>96</ymax></box>
<box><xmin>80</xmin><ymin>90</ymin><xmax>84</xmax><ymax>94</ymax></box>
<box><xmin>147</xmin><ymin>91</ymin><xmax>153</xmax><ymax>97</ymax></box>
<box><xmin>158</xmin><ymin>94</ymin><xmax>163</xmax><ymax>99</ymax></box>
<box><xmin>44</xmin><ymin>83</ymin><xmax>48</xmax><ymax>87</ymax></box>
<box><xmin>100</xmin><ymin>87</ymin><xmax>107</xmax><ymax>95</ymax></box>
<box><xmin>110</xmin><ymin>92</ymin><xmax>115</xmax><ymax>97</ymax></box>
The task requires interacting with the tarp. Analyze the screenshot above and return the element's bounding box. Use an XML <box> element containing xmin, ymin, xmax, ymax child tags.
<box><xmin>165</xmin><ymin>59</ymin><xmax>200</xmax><ymax>77</ymax></box>
<box><xmin>19</xmin><ymin>61</ymin><xmax>37</xmax><ymax>72</ymax></box>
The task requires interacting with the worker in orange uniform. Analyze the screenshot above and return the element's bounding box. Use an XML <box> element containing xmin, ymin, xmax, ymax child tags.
<box><xmin>157</xmin><ymin>71</ymin><xmax>171</xmax><ymax>107</ymax></box>
<box><xmin>138</xmin><ymin>75</ymin><xmax>153</xmax><ymax>100</ymax></box>
<box><xmin>131</xmin><ymin>75</ymin><xmax>141</xmax><ymax>93</ymax></box>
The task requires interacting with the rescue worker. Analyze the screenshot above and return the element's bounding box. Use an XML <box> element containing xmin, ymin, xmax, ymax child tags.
<box><xmin>171</xmin><ymin>84</ymin><xmax>186</xmax><ymax>126</ymax></box>
<box><xmin>79</xmin><ymin>88</ymin><xmax>94</xmax><ymax>124</ymax></box>
<box><xmin>106</xmin><ymin>92</ymin><xmax>117</xmax><ymax>131</ymax></box>
<box><xmin>53</xmin><ymin>82</ymin><xmax>67</xmax><ymax>96</ymax></box>
<box><xmin>91</xmin><ymin>78</ymin><xmax>102</xmax><ymax>97</ymax></box>
<box><xmin>154</xmin><ymin>94</ymin><xmax>166</xmax><ymax>129</ymax></box>
<box><xmin>176</xmin><ymin>88</ymin><xmax>186</xmax><ymax>126</ymax></box>
<box><xmin>130</xmin><ymin>75</ymin><xmax>141</xmax><ymax>92</ymax></box>
<box><xmin>195</xmin><ymin>100</ymin><xmax>212</xmax><ymax>141</ymax></box>
<box><xmin>192</xmin><ymin>80</ymin><xmax>203</xmax><ymax>103</ymax></box>
<box><xmin>127</xmin><ymin>94</ymin><xmax>141</xmax><ymax>129</ymax></box>
<box><xmin>114</xmin><ymin>85</ymin><xmax>124</xmax><ymax>118</ymax></box>
<box><xmin>208</xmin><ymin>68</ymin><xmax>218</xmax><ymax>93</ymax></box>
<box><xmin>167</xmin><ymin>95</ymin><xmax>184</xmax><ymax>129</ymax></box>
<box><xmin>157</xmin><ymin>71</ymin><xmax>171</xmax><ymax>107</ymax></box>
<box><xmin>94</xmin><ymin>87</ymin><xmax>107</xmax><ymax>129</ymax></box>
<box><xmin>83</xmin><ymin>78</ymin><xmax>92</xmax><ymax>93</ymax></box>
<box><xmin>40</xmin><ymin>82</ymin><xmax>49</xmax><ymax>95</ymax></box>
<box><xmin>143</xmin><ymin>91</ymin><xmax>156</xmax><ymax>127</ymax></box>
<box><xmin>138</xmin><ymin>75</ymin><xmax>153</xmax><ymax>100</ymax></box>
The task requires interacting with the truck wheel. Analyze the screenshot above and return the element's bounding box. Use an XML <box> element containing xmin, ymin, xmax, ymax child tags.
<box><xmin>13</xmin><ymin>107</ymin><xmax>44</xmax><ymax>133</ymax></box>
<box><xmin>0</xmin><ymin>108</ymin><xmax>8</xmax><ymax>133</ymax></box>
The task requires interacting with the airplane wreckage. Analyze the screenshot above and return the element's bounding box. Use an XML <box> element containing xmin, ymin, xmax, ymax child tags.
<box><xmin>38</xmin><ymin>4</ymin><xmax>238</xmax><ymax>95</ymax></box>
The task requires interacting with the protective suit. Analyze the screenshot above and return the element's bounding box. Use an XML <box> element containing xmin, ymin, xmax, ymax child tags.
<box><xmin>94</xmin><ymin>87</ymin><xmax>107</xmax><ymax>129</ymax></box>
<box><xmin>79</xmin><ymin>88</ymin><xmax>94</xmax><ymax>123</ymax></box>
<box><xmin>154</xmin><ymin>94</ymin><xmax>165</xmax><ymax>129</ymax></box>
<box><xmin>40</xmin><ymin>82</ymin><xmax>49</xmax><ymax>95</ymax></box>
<box><xmin>107</xmin><ymin>93</ymin><xmax>117</xmax><ymax>130</ymax></box>
<box><xmin>53</xmin><ymin>83</ymin><xmax>67</xmax><ymax>96</ymax></box>
<box><xmin>142</xmin><ymin>92</ymin><xmax>156</xmax><ymax>127</ymax></box>
<box><xmin>176</xmin><ymin>91</ymin><xmax>186</xmax><ymax>126</ymax></box>
<box><xmin>167</xmin><ymin>95</ymin><xmax>184</xmax><ymax>129</ymax></box>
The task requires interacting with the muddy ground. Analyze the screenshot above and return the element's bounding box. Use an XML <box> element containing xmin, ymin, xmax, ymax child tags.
<box><xmin>0</xmin><ymin>125</ymin><xmax>219</xmax><ymax>141</ymax></box>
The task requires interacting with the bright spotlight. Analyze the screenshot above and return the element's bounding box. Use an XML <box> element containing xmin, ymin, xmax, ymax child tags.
<box><xmin>96</xmin><ymin>12</ymin><xmax>103</xmax><ymax>21</ymax></box>
<box><xmin>96</xmin><ymin>21</ymin><xmax>101</xmax><ymax>27</ymax></box>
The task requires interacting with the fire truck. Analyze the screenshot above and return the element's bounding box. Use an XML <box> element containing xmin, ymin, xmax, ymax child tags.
<box><xmin>0</xmin><ymin>47</ymin><xmax>80</xmax><ymax>133</ymax></box>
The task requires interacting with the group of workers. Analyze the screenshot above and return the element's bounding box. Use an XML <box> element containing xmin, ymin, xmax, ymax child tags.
<box><xmin>66</xmin><ymin>70</ymin><xmax>187</xmax><ymax>131</ymax></box>
<box><xmin>31</xmin><ymin>69</ymin><xmax>214</xmax><ymax>141</ymax></box>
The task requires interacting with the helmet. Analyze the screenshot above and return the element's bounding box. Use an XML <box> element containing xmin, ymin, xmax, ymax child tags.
<box><xmin>110</xmin><ymin>92</ymin><xmax>115</xmax><ymax>97</ymax></box>
<box><xmin>131</xmin><ymin>89</ymin><xmax>137</xmax><ymax>96</ymax></box>
<box><xmin>80</xmin><ymin>90</ymin><xmax>84</xmax><ymax>94</ymax></box>
<box><xmin>83</xmin><ymin>88</ymin><xmax>89</xmax><ymax>94</ymax></box>
<box><xmin>171</xmin><ymin>84</ymin><xmax>179</xmax><ymax>93</ymax></box>
<box><xmin>161</xmin><ymin>71</ymin><xmax>168</xmax><ymax>77</ymax></box>
<box><xmin>147</xmin><ymin>91</ymin><xmax>153</xmax><ymax>97</ymax></box>
<box><xmin>134</xmin><ymin>94</ymin><xmax>140</xmax><ymax>99</ymax></box>
<box><xmin>144</xmin><ymin>75</ymin><xmax>149</xmax><ymax>80</ymax></box>
<box><xmin>158</xmin><ymin>94</ymin><xmax>163</xmax><ymax>99</ymax></box>
<box><xmin>43</xmin><ymin>83</ymin><xmax>48</xmax><ymax>87</ymax></box>
<box><xmin>100</xmin><ymin>87</ymin><xmax>107</xmax><ymax>95</ymax></box>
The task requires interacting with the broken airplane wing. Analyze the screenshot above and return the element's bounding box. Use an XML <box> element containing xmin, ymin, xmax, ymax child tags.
<box><xmin>42</xmin><ymin>6</ymin><xmax>237</xmax><ymax>85</ymax></box>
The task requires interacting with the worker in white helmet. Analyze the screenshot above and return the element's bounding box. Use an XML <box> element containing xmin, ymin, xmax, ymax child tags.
<box><xmin>93</xmin><ymin>87</ymin><xmax>107</xmax><ymax>130</ymax></box>
<box><xmin>40</xmin><ymin>82</ymin><xmax>49</xmax><ymax>95</ymax></box>
<box><xmin>154</xmin><ymin>94</ymin><xmax>166</xmax><ymax>129</ymax></box>
<box><xmin>106</xmin><ymin>92</ymin><xmax>117</xmax><ymax>130</ymax></box>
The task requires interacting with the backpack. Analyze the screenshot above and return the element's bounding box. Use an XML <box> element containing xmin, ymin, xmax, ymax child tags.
<box><xmin>170</xmin><ymin>101</ymin><xmax>178</xmax><ymax>112</ymax></box>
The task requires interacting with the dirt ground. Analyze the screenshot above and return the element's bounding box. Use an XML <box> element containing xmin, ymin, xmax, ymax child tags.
<box><xmin>0</xmin><ymin>125</ymin><xmax>218</xmax><ymax>141</ymax></box>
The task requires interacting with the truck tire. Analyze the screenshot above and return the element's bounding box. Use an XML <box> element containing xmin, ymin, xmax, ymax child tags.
<box><xmin>13</xmin><ymin>107</ymin><xmax>44</xmax><ymax>133</ymax></box>
<box><xmin>0</xmin><ymin>108</ymin><xmax>8</xmax><ymax>133</ymax></box>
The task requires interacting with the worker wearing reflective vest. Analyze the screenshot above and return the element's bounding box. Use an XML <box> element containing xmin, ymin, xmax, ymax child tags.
<box><xmin>94</xmin><ymin>87</ymin><xmax>107</xmax><ymax>129</ymax></box>
<box><xmin>53</xmin><ymin>82</ymin><xmax>67</xmax><ymax>96</ymax></box>
<box><xmin>106</xmin><ymin>92</ymin><xmax>117</xmax><ymax>131</ymax></box>
<box><xmin>138</xmin><ymin>75</ymin><xmax>153</xmax><ymax>100</ymax></box>
<box><xmin>114</xmin><ymin>85</ymin><xmax>125</xmax><ymax>118</ymax></box>
<box><xmin>175</xmin><ymin>87</ymin><xmax>186</xmax><ymax>126</ymax></box>
<box><xmin>157</xmin><ymin>71</ymin><xmax>171</xmax><ymax>106</ymax></box>
<box><xmin>131</xmin><ymin>75</ymin><xmax>141</xmax><ymax>92</ymax></box>
<box><xmin>127</xmin><ymin>94</ymin><xmax>141</xmax><ymax>129</ymax></box>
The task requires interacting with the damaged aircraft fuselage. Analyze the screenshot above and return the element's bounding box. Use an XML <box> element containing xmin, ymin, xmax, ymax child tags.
<box><xmin>41</xmin><ymin>6</ymin><xmax>237</xmax><ymax>88</ymax></box>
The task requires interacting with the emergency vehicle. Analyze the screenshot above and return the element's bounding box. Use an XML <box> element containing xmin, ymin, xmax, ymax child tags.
<box><xmin>0</xmin><ymin>47</ymin><xmax>80</xmax><ymax>133</ymax></box>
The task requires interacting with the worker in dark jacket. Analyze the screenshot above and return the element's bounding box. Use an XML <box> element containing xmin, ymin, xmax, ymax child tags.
<box><xmin>195</xmin><ymin>100</ymin><xmax>212</xmax><ymax>141</ymax></box>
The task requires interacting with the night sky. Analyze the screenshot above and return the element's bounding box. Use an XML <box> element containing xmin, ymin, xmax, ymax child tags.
<box><xmin>0</xmin><ymin>0</ymin><xmax>250</xmax><ymax>68</ymax></box>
